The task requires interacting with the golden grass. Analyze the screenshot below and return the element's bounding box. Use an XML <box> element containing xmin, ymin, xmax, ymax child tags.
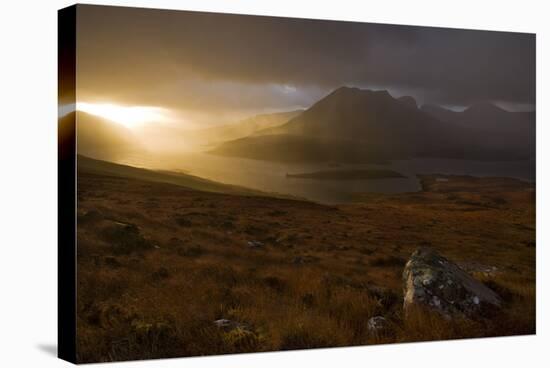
<box><xmin>75</xmin><ymin>173</ymin><xmax>535</xmax><ymax>362</ymax></box>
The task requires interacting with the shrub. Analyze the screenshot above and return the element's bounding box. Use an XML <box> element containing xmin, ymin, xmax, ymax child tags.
<box><xmin>101</xmin><ymin>223</ymin><xmax>152</xmax><ymax>254</ymax></box>
<box><xmin>222</xmin><ymin>328</ymin><xmax>261</xmax><ymax>351</ymax></box>
<box><xmin>151</xmin><ymin>267</ymin><xmax>171</xmax><ymax>281</ymax></box>
<box><xmin>174</xmin><ymin>216</ymin><xmax>192</xmax><ymax>227</ymax></box>
<box><xmin>262</xmin><ymin>276</ymin><xmax>287</xmax><ymax>293</ymax></box>
<box><xmin>370</xmin><ymin>255</ymin><xmax>405</xmax><ymax>268</ymax></box>
<box><xmin>177</xmin><ymin>245</ymin><xmax>204</xmax><ymax>257</ymax></box>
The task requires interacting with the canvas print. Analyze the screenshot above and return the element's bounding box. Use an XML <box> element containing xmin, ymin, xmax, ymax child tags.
<box><xmin>58</xmin><ymin>4</ymin><xmax>535</xmax><ymax>363</ymax></box>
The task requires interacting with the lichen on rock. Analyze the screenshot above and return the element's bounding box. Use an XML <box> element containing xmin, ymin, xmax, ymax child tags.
<box><xmin>403</xmin><ymin>247</ymin><xmax>501</xmax><ymax>318</ymax></box>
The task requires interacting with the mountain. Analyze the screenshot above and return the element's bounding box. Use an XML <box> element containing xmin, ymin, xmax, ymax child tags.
<box><xmin>212</xmin><ymin>87</ymin><xmax>454</xmax><ymax>162</ymax></box>
<box><xmin>421</xmin><ymin>102</ymin><xmax>534</xmax><ymax>132</ymax></box>
<box><xmin>212</xmin><ymin>87</ymin><xmax>535</xmax><ymax>163</ymax></box>
<box><xmin>265</xmin><ymin>87</ymin><xmax>448</xmax><ymax>145</ymax></box>
<box><xmin>76</xmin><ymin>111</ymin><xmax>144</xmax><ymax>161</ymax></box>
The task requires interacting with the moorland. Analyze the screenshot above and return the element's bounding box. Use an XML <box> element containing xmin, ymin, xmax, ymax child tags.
<box><xmin>76</xmin><ymin>157</ymin><xmax>535</xmax><ymax>362</ymax></box>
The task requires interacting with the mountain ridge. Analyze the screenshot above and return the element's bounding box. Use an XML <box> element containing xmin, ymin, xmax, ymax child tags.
<box><xmin>211</xmin><ymin>86</ymin><xmax>535</xmax><ymax>163</ymax></box>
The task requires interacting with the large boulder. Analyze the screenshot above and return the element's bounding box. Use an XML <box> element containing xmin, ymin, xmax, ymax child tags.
<box><xmin>403</xmin><ymin>248</ymin><xmax>501</xmax><ymax>317</ymax></box>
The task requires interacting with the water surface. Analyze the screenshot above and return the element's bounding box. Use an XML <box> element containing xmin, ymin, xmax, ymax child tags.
<box><xmin>121</xmin><ymin>153</ymin><xmax>535</xmax><ymax>204</ymax></box>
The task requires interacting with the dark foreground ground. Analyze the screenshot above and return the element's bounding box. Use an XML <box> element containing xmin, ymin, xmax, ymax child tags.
<box><xmin>76</xmin><ymin>170</ymin><xmax>535</xmax><ymax>363</ymax></box>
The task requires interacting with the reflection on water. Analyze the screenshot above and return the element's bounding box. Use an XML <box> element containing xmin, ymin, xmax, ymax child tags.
<box><xmin>120</xmin><ymin>153</ymin><xmax>535</xmax><ymax>204</ymax></box>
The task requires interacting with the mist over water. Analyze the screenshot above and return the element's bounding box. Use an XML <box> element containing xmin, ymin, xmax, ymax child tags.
<box><xmin>117</xmin><ymin>152</ymin><xmax>534</xmax><ymax>204</ymax></box>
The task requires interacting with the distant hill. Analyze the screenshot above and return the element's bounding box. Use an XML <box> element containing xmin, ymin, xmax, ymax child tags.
<box><xmin>188</xmin><ymin>110</ymin><xmax>303</xmax><ymax>147</ymax></box>
<box><xmin>212</xmin><ymin>87</ymin><xmax>535</xmax><ymax>163</ymax></box>
<box><xmin>76</xmin><ymin>111</ymin><xmax>144</xmax><ymax>161</ymax></box>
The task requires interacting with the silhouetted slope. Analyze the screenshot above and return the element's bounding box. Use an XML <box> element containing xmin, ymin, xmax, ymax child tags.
<box><xmin>211</xmin><ymin>134</ymin><xmax>389</xmax><ymax>163</ymax></box>
<box><xmin>76</xmin><ymin>111</ymin><xmax>143</xmax><ymax>161</ymax></box>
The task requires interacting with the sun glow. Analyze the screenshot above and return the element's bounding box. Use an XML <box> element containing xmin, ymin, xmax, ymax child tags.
<box><xmin>77</xmin><ymin>102</ymin><xmax>171</xmax><ymax>128</ymax></box>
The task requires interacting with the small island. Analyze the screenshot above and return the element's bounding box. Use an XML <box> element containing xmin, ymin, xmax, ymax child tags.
<box><xmin>286</xmin><ymin>169</ymin><xmax>405</xmax><ymax>180</ymax></box>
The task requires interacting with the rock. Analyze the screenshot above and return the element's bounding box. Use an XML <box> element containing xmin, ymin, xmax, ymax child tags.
<box><xmin>403</xmin><ymin>248</ymin><xmax>501</xmax><ymax>317</ymax></box>
<box><xmin>367</xmin><ymin>316</ymin><xmax>388</xmax><ymax>333</ymax></box>
<box><xmin>247</xmin><ymin>240</ymin><xmax>264</xmax><ymax>249</ymax></box>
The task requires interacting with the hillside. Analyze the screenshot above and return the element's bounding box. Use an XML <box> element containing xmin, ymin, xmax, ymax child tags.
<box><xmin>76</xmin><ymin>171</ymin><xmax>535</xmax><ymax>362</ymax></box>
<box><xmin>77</xmin><ymin>155</ymin><xmax>278</xmax><ymax>197</ymax></box>
<box><xmin>76</xmin><ymin>111</ymin><xmax>144</xmax><ymax>161</ymax></box>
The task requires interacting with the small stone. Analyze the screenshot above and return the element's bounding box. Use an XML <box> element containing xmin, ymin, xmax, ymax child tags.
<box><xmin>247</xmin><ymin>240</ymin><xmax>264</xmax><ymax>249</ymax></box>
<box><xmin>213</xmin><ymin>319</ymin><xmax>234</xmax><ymax>329</ymax></box>
<box><xmin>213</xmin><ymin>319</ymin><xmax>250</xmax><ymax>332</ymax></box>
<box><xmin>367</xmin><ymin>316</ymin><xmax>388</xmax><ymax>333</ymax></box>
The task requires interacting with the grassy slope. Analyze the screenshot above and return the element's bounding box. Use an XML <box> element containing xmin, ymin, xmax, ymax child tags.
<box><xmin>77</xmin><ymin>154</ymin><xmax>284</xmax><ymax>198</ymax></box>
<box><xmin>76</xmin><ymin>171</ymin><xmax>535</xmax><ymax>362</ymax></box>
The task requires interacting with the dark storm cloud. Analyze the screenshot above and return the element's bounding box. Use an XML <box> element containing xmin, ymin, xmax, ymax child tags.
<box><xmin>76</xmin><ymin>4</ymin><xmax>535</xmax><ymax>111</ymax></box>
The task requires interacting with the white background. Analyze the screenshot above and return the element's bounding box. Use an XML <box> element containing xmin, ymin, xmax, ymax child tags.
<box><xmin>0</xmin><ymin>0</ymin><xmax>547</xmax><ymax>366</ymax></box>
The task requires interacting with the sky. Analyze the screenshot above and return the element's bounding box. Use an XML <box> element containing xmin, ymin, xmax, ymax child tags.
<box><xmin>76</xmin><ymin>4</ymin><xmax>535</xmax><ymax>128</ymax></box>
